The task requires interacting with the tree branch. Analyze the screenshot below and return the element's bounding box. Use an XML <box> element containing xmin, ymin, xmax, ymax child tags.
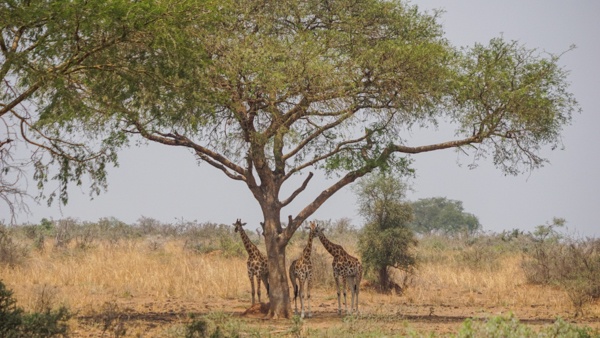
<box><xmin>15</xmin><ymin>113</ymin><xmax>105</xmax><ymax>162</ymax></box>
<box><xmin>283</xmin><ymin>134</ymin><xmax>485</xmax><ymax>239</ymax></box>
<box><xmin>130</xmin><ymin>119</ymin><xmax>248</xmax><ymax>179</ymax></box>
<box><xmin>282</xmin><ymin>109</ymin><xmax>355</xmax><ymax>162</ymax></box>
<box><xmin>284</xmin><ymin>132</ymin><xmax>370</xmax><ymax>180</ymax></box>
<box><xmin>280</xmin><ymin>172</ymin><xmax>313</xmax><ymax>207</ymax></box>
<box><xmin>389</xmin><ymin>135</ymin><xmax>483</xmax><ymax>154</ymax></box>
<box><xmin>195</xmin><ymin>151</ymin><xmax>245</xmax><ymax>181</ymax></box>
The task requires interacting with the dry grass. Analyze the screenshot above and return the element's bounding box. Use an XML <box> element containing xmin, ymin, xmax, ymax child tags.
<box><xmin>408</xmin><ymin>255</ymin><xmax>568</xmax><ymax>309</ymax></box>
<box><xmin>1</xmin><ymin>239</ymin><xmax>249</xmax><ymax>314</ymax></box>
<box><xmin>1</xmin><ymin>231</ymin><xmax>599</xmax><ymax>336</ymax></box>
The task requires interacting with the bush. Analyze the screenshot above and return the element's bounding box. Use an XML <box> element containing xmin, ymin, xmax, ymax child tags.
<box><xmin>521</xmin><ymin>219</ymin><xmax>565</xmax><ymax>284</ymax></box>
<box><xmin>358</xmin><ymin>223</ymin><xmax>417</xmax><ymax>293</ymax></box>
<box><xmin>522</xmin><ymin>219</ymin><xmax>600</xmax><ymax>316</ymax></box>
<box><xmin>0</xmin><ymin>280</ymin><xmax>71</xmax><ymax>337</ymax></box>
<box><xmin>457</xmin><ymin>313</ymin><xmax>532</xmax><ymax>338</ymax></box>
<box><xmin>92</xmin><ymin>301</ymin><xmax>127</xmax><ymax>338</ymax></box>
<box><xmin>455</xmin><ymin>313</ymin><xmax>597</xmax><ymax>338</ymax></box>
<box><xmin>185</xmin><ymin>314</ymin><xmax>215</xmax><ymax>338</ymax></box>
<box><xmin>0</xmin><ymin>280</ymin><xmax>23</xmax><ymax>335</ymax></box>
<box><xmin>185</xmin><ymin>312</ymin><xmax>244</xmax><ymax>338</ymax></box>
<box><xmin>21</xmin><ymin>307</ymin><xmax>71</xmax><ymax>338</ymax></box>
<box><xmin>0</xmin><ymin>227</ymin><xmax>28</xmax><ymax>267</ymax></box>
<box><xmin>219</xmin><ymin>234</ymin><xmax>245</xmax><ymax>258</ymax></box>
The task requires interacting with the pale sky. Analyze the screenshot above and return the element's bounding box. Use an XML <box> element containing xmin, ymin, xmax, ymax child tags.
<box><xmin>9</xmin><ymin>1</ymin><xmax>600</xmax><ymax>237</ymax></box>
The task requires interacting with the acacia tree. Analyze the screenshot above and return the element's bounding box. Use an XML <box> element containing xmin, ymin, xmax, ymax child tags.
<box><xmin>11</xmin><ymin>0</ymin><xmax>578</xmax><ymax>318</ymax></box>
<box><xmin>0</xmin><ymin>0</ymin><xmax>201</xmax><ymax>216</ymax></box>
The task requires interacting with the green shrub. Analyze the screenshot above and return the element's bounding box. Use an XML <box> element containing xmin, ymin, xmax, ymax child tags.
<box><xmin>359</xmin><ymin>223</ymin><xmax>417</xmax><ymax>292</ymax></box>
<box><xmin>21</xmin><ymin>307</ymin><xmax>71</xmax><ymax>338</ymax></box>
<box><xmin>0</xmin><ymin>280</ymin><xmax>71</xmax><ymax>337</ymax></box>
<box><xmin>455</xmin><ymin>314</ymin><xmax>596</xmax><ymax>338</ymax></box>
<box><xmin>544</xmin><ymin>317</ymin><xmax>597</xmax><ymax>338</ymax></box>
<box><xmin>456</xmin><ymin>314</ymin><xmax>532</xmax><ymax>337</ymax></box>
<box><xmin>0</xmin><ymin>280</ymin><xmax>23</xmax><ymax>335</ymax></box>
<box><xmin>185</xmin><ymin>314</ymin><xmax>215</xmax><ymax>338</ymax></box>
<box><xmin>219</xmin><ymin>235</ymin><xmax>245</xmax><ymax>258</ymax></box>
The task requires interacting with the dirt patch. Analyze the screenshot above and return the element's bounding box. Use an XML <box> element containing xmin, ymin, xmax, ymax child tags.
<box><xmin>69</xmin><ymin>288</ymin><xmax>600</xmax><ymax>337</ymax></box>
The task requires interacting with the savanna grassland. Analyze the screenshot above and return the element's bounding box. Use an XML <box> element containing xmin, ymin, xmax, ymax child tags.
<box><xmin>1</xmin><ymin>218</ymin><xmax>599</xmax><ymax>337</ymax></box>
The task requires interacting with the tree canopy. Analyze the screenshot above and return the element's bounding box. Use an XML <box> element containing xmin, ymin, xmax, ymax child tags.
<box><xmin>1</xmin><ymin>0</ymin><xmax>579</xmax><ymax>318</ymax></box>
<box><xmin>1</xmin><ymin>0</ymin><xmax>200</xmax><ymax>209</ymax></box>
<box><xmin>409</xmin><ymin>197</ymin><xmax>481</xmax><ymax>235</ymax></box>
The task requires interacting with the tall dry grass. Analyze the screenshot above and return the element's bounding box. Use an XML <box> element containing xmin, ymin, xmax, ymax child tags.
<box><xmin>408</xmin><ymin>255</ymin><xmax>568</xmax><ymax>309</ymax></box>
<box><xmin>1</xmin><ymin>226</ymin><xmax>595</xmax><ymax>323</ymax></box>
<box><xmin>1</xmin><ymin>238</ymin><xmax>249</xmax><ymax>314</ymax></box>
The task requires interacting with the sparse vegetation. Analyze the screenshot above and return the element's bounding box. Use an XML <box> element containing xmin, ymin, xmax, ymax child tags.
<box><xmin>0</xmin><ymin>226</ymin><xmax>28</xmax><ymax>267</ymax></box>
<box><xmin>522</xmin><ymin>219</ymin><xmax>600</xmax><ymax>316</ymax></box>
<box><xmin>455</xmin><ymin>313</ymin><xmax>596</xmax><ymax>338</ymax></box>
<box><xmin>0</xmin><ymin>217</ymin><xmax>598</xmax><ymax>336</ymax></box>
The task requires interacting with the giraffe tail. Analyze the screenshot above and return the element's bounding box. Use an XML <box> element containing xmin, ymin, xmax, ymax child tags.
<box><xmin>293</xmin><ymin>284</ymin><xmax>298</xmax><ymax>301</ymax></box>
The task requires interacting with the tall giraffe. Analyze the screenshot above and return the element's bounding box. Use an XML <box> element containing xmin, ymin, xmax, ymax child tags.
<box><xmin>288</xmin><ymin>221</ymin><xmax>319</xmax><ymax>318</ymax></box>
<box><xmin>316</xmin><ymin>228</ymin><xmax>363</xmax><ymax>315</ymax></box>
<box><xmin>233</xmin><ymin>219</ymin><xmax>269</xmax><ymax>305</ymax></box>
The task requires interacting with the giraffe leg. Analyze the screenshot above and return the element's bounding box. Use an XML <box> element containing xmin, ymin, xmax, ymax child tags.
<box><xmin>307</xmin><ymin>276</ymin><xmax>312</xmax><ymax>318</ymax></box>
<box><xmin>292</xmin><ymin>280</ymin><xmax>298</xmax><ymax>315</ymax></box>
<box><xmin>354</xmin><ymin>279</ymin><xmax>360</xmax><ymax>314</ymax></box>
<box><xmin>290</xmin><ymin>264</ymin><xmax>298</xmax><ymax>315</ymax></box>
<box><xmin>347</xmin><ymin>276</ymin><xmax>356</xmax><ymax>313</ymax></box>
<box><xmin>249</xmin><ymin>274</ymin><xmax>256</xmax><ymax>306</ymax></box>
<box><xmin>343</xmin><ymin>277</ymin><xmax>349</xmax><ymax>314</ymax></box>
<box><xmin>299</xmin><ymin>278</ymin><xmax>305</xmax><ymax>319</ymax></box>
<box><xmin>257</xmin><ymin>275</ymin><xmax>262</xmax><ymax>304</ymax></box>
<box><xmin>261</xmin><ymin>273</ymin><xmax>270</xmax><ymax>297</ymax></box>
<box><xmin>334</xmin><ymin>276</ymin><xmax>342</xmax><ymax>315</ymax></box>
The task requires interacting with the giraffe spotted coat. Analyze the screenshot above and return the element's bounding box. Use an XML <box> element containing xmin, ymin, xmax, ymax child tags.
<box><xmin>233</xmin><ymin>219</ymin><xmax>269</xmax><ymax>305</ymax></box>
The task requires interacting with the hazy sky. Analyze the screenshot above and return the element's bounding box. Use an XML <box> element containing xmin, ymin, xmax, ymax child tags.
<box><xmin>9</xmin><ymin>1</ymin><xmax>600</xmax><ymax>237</ymax></box>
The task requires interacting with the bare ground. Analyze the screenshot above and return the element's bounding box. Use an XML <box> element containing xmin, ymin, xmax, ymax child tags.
<box><xmin>70</xmin><ymin>288</ymin><xmax>600</xmax><ymax>337</ymax></box>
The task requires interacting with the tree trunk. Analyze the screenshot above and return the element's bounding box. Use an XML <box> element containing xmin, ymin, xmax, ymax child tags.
<box><xmin>263</xmin><ymin>215</ymin><xmax>292</xmax><ymax>318</ymax></box>
<box><xmin>378</xmin><ymin>266</ymin><xmax>390</xmax><ymax>293</ymax></box>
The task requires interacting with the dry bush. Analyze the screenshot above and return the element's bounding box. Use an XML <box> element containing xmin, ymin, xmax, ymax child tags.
<box><xmin>0</xmin><ymin>227</ymin><xmax>28</xmax><ymax>267</ymax></box>
<box><xmin>523</xmin><ymin>236</ymin><xmax>600</xmax><ymax>316</ymax></box>
<box><xmin>521</xmin><ymin>221</ymin><xmax>600</xmax><ymax>316</ymax></box>
<box><xmin>92</xmin><ymin>301</ymin><xmax>128</xmax><ymax>338</ymax></box>
<box><xmin>311</xmin><ymin>249</ymin><xmax>335</xmax><ymax>288</ymax></box>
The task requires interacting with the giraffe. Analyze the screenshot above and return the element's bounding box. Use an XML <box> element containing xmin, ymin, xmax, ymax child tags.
<box><xmin>288</xmin><ymin>221</ymin><xmax>319</xmax><ymax>318</ymax></box>
<box><xmin>316</xmin><ymin>227</ymin><xmax>363</xmax><ymax>315</ymax></box>
<box><xmin>233</xmin><ymin>219</ymin><xmax>269</xmax><ymax>305</ymax></box>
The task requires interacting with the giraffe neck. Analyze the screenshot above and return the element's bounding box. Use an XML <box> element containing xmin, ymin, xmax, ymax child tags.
<box><xmin>317</xmin><ymin>231</ymin><xmax>340</xmax><ymax>257</ymax></box>
<box><xmin>302</xmin><ymin>231</ymin><xmax>314</xmax><ymax>260</ymax></box>
<box><xmin>238</xmin><ymin>227</ymin><xmax>258</xmax><ymax>256</ymax></box>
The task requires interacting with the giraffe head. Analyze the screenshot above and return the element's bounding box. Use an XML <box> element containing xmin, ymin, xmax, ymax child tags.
<box><xmin>306</xmin><ymin>221</ymin><xmax>321</xmax><ymax>238</ymax></box>
<box><xmin>233</xmin><ymin>218</ymin><xmax>246</xmax><ymax>233</ymax></box>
